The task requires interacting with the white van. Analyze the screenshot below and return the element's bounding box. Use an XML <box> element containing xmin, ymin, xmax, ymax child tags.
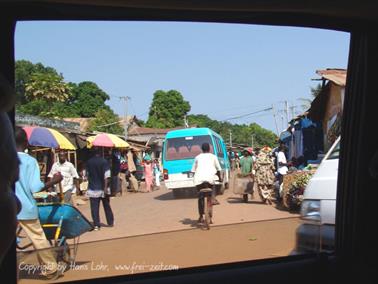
<box><xmin>295</xmin><ymin>136</ymin><xmax>340</xmax><ymax>253</ymax></box>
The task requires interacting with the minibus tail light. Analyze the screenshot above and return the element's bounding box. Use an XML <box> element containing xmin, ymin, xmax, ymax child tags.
<box><xmin>163</xmin><ymin>169</ymin><xmax>169</xmax><ymax>180</ymax></box>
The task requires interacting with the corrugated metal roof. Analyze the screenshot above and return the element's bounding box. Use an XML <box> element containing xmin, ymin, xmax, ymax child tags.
<box><xmin>128</xmin><ymin>126</ymin><xmax>186</xmax><ymax>136</ymax></box>
<box><xmin>316</xmin><ymin>69</ymin><xmax>347</xmax><ymax>86</ymax></box>
<box><xmin>63</xmin><ymin>117</ymin><xmax>92</xmax><ymax>132</ymax></box>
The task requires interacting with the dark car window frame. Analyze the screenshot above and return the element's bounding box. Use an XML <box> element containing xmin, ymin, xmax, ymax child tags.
<box><xmin>1</xmin><ymin>1</ymin><xmax>378</xmax><ymax>283</ymax></box>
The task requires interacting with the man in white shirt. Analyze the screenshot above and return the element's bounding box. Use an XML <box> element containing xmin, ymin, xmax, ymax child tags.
<box><xmin>48</xmin><ymin>151</ymin><xmax>79</xmax><ymax>204</ymax></box>
<box><xmin>276</xmin><ymin>143</ymin><xmax>289</xmax><ymax>201</ymax></box>
<box><xmin>191</xmin><ymin>142</ymin><xmax>222</xmax><ymax>223</ymax></box>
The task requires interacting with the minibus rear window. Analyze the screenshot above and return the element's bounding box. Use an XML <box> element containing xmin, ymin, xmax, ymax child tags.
<box><xmin>165</xmin><ymin>135</ymin><xmax>214</xmax><ymax>160</ymax></box>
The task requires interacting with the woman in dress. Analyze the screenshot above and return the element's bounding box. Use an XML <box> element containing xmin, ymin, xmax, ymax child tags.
<box><xmin>143</xmin><ymin>154</ymin><xmax>154</xmax><ymax>192</ymax></box>
<box><xmin>254</xmin><ymin>147</ymin><xmax>276</xmax><ymax>204</ymax></box>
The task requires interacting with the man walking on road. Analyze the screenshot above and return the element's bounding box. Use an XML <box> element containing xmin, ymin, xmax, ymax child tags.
<box><xmin>15</xmin><ymin>127</ymin><xmax>64</xmax><ymax>280</ymax></box>
<box><xmin>86</xmin><ymin>148</ymin><xmax>114</xmax><ymax>231</ymax></box>
<box><xmin>48</xmin><ymin>151</ymin><xmax>80</xmax><ymax>204</ymax></box>
<box><xmin>191</xmin><ymin>143</ymin><xmax>222</xmax><ymax>223</ymax></box>
<box><xmin>276</xmin><ymin>143</ymin><xmax>289</xmax><ymax>201</ymax></box>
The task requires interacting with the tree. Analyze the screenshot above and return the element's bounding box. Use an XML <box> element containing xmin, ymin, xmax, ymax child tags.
<box><xmin>310</xmin><ymin>83</ymin><xmax>323</xmax><ymax>98</ymax></box>
<box><xmin>16</xmin><ymin>60</ymin><xmax>113</xmax><ymax>118</ymax></box>
<box><xmin>299</xmin><ymin>83</ymin><xmax>324</xmax><ymax>111</ymax></box>
<box><xmin>146</xmin><ymin>90</ymin><xmax>191</xmax><ymax>128</ymax></box>
<box><xmin>17</xmin><ymin>99</ymin><xmax>78</xmax><ymax>118</ymax></box>
<box><xmin>17</xmin><ymin>99</ymin><xmax>50</xmax><ymax>117</ymax></box>
<box><xmin>69</xmin><ymin>81</ymin><xmax>110</xmax><ymax>117</ymax></box>
<box><xmin>248</xmin><ymin>123</ymin><xmax>277</xmax><ymax>147</ymax></box>
<box><xmin>187</xmin><ymin>114</ymin><xmax>277</xmax><ymax>147</ymax></box>
<box><xmin>25</xmin><ymin>72</ymin><xmax>72</xmax><ymax>103</ymax></box>
<box><xmin>15</xmin><ymin>60</ymin><xmax>61</xmax><ymax>104</ymax></box>
<box><xmin>88</xmin><ymin>107</ymin><xmax>124</xmax><ymax>135</ymax></box>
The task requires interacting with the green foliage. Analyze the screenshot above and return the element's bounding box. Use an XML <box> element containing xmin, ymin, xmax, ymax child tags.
<box><xmin>25</xmin><ymin>72</ymin><xmax>72</xmax><ymax>103</ymax></box>
<box><xmin>248</xmin><ymin>123</ymin><xmax>277</xmax><ymax>147</ymax></box>
<box><xmin>17</xmin><ymin>99</ymin><xmax>50</xmax><ymax>117</ymax></box>
<box><xmin>310</xmin><ymin>83</ymin><xmax>323</xmax><ymax>98</ymax></box>
<box><xmin>15</xmin><ymin>60</ymin><xmax>60</xmax><ymax>104</ymax></box>
<box><xmin>146</xmin><ymin>90</ymin><xmax>191</xmax><ymax>128</ymax></box>
<box><xmin>299</xmin><ymin>83</ymin><xmax>324</xmax><ymax>111</ymax></box>
<box><xmin>18</xmin><ymin>99</ymin><xmax>78</xmax><ymax>118</ymax></box>
<box><xmin>188</xmin><ymin>114</ymin><xmax>277</xmax><ymax>147</ymax></box>
<box><xmin>69</xmin><ymin>81</ymin><xmax>110</xmax><ymax>117</ymax></box>
<box><xmin>16</xmin><ymin>60</ymin><xmax>112</xmax><ymax>119</ymax></box>
<box><xmin>88</xmin><ymin>107</ymin><xmax>124</xmax><ymax>135</ymax></box>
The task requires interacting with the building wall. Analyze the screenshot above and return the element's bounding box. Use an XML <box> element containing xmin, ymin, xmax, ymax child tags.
<box><xmin>322</xmin><ymin>83</ymin><xmax>344</xmax><ymax>150</ymax></box>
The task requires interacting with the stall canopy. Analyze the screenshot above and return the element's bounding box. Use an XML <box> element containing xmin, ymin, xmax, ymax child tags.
<box><xmin>23</xmin><ymin>126</ymin><xmax>76</xmax><ymax>150</ymax></box>
<box><xmin>87</xmin><ymin>133</ymin><xmax>130</xmax><ymax>148</ymax></box>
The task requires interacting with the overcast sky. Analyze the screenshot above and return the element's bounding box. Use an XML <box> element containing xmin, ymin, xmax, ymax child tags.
<box><xmin>15</xmin><ymin>21</ymin><xmax>350</xmax><ymax>134</ymax></box>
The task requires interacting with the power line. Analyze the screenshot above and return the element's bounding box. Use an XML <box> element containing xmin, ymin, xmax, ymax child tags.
<box><xmin>223</xmin><ymin>107</ymin><xmax>273</xmax><ymax>121</ymax></box>
<box><xmin>94</xmin><ymin>119</ymin><xmax>124</xmax><ymax>128</ymax></box>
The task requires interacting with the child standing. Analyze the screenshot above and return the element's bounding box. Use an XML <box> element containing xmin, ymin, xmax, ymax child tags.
<box><xmin>153</xmin><ymin>159</ymin><xmax>161</xmax><ymax>188</ymax></box>
<box><xmin>143</xmin><ymin>155</ymin><xmax>154</xmax><ymax>192</ymax></box>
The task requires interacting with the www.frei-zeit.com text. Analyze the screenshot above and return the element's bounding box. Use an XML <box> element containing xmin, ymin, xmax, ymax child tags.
<box><xmin>19</xmin><ymin>261</ymin><xmax>180</xmax><ymax>274</ymax></box>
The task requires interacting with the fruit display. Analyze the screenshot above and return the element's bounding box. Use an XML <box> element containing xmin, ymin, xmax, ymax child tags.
<box><xmin>282</xmin><ymin>170</ymin><xmax>315</xmax><ymax>211</ymax></box>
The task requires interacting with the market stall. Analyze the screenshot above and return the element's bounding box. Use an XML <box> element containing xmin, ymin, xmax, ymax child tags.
<box><xmin>281</xmin><ymin>168</ymin><xmax>316</xmax><ymax>211</ymax></box>
<box><xmin>23</xmin><ymin>126</ymin><xmax>77</xmax><ymax>182</ymax></box>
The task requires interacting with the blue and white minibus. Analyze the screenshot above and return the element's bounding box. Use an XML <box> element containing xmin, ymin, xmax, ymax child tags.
<box><xmin>162</xmin><ymin>127</ymin><xmax>230</xmax><ymax>197</ymax></box>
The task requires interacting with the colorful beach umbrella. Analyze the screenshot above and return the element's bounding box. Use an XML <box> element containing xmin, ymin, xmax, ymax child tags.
<box><xmin>86</xmin><ymin>133</ymin><xmax>130</xmax><ymax>148</ymax></box>
<box><xmin>23</xmin><ymin>126</ymin><xmax>76</xmax><ymax>150</ymax></box>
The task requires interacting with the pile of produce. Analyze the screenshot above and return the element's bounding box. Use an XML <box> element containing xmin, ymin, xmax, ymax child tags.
<box><xmin>282</xmin><ymin>170</ymin><xmax>315</xmax><ymax>211</ymax></box>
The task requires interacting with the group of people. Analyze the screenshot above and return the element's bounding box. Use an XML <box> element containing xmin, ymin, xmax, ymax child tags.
<box><xmin>190</xmin><ymin>140</ymin><xmax>292</xmax><ymax>223</ymax></box>
<box><xmin>118</xmin><ymin>149</ymin><xmax>162</xmax><ymax>193</ymax></box>
<box><xmin>232</xmin><ymin>141</ymin><xmax>290</xmax><ymax>205</ymax></box>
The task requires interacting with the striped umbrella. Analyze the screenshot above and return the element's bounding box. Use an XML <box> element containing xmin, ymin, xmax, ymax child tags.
<box><xmin>86</xmin><ymin>133</ymin><xmax>129</xmax><ymax>148</ymax></box>
<box><xmin>23</xmin><ymin>126</ymin><xmax>76</xmax><ymax>150</ymax></box>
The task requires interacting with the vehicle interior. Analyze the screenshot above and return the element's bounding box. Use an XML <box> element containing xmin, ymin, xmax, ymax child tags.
<box><xmin>0</xmin><ymin>0</ymin><xmax>377</xmax><ymax>283</ymax></box>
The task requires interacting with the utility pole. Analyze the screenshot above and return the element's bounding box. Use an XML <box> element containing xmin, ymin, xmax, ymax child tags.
<box><xmin>290</xmin><ymin>105</ymin><xmax>296</xmax><ymax>119</ymax></box>
<box><xmin>229</xmin><ymin>130</ymin><xmax>232</xmax><ymax>148</ymax></box>
<box><xmin>251</xmin><ymin>134</ymin><xmax>254</xmax><ymax>149</ymax></box>
<box><xmin>184</xmin><ymin>115</ymin><xmax>189</xmax><ymax>128</ymax></box>
<box><xmin>119</xmin><ymin>96</ymin><xmax>131</xmax><ymax>140</ymax></box>
<box><xmin>285</xmin><ymin>100</ymin><xmax>290</xmax><ymax>125</ymax></box>
<box><xmin>272</xmin><ymin>104</ymin><xmax>279</xmax><ymax>136</ymax></box>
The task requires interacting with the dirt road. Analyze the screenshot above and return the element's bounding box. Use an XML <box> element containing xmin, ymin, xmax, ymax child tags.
<box><xmin>17</xmin><ymin>184</ymin><xmax>301</xmax><ymax>283</ymax></box>
<box><xmin>72</xmin><ymin>184</ymin><xmax>298</xmax><ymax>243</ymax></box>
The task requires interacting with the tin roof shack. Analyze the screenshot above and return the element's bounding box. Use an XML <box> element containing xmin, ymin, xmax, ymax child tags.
<box><xmin>128</xmin><ymin>126</ymin><xmax>187</xmax><ymax>159</ymax></box>
<box><xmin>308</xmin><ymin>69</ymin><xmax>346</xmax><ymax>151</ymax></box>
<box><xmin>63</xmin><ymin>115</ymin><xmax>139</xmax><ymax>134</ymax></box>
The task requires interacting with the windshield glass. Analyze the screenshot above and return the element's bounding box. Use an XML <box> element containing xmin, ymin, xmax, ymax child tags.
<box><xmin>165</xmin><ymin>135</ymin><xmax>213</xmax><ymax>160</ymax></box>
